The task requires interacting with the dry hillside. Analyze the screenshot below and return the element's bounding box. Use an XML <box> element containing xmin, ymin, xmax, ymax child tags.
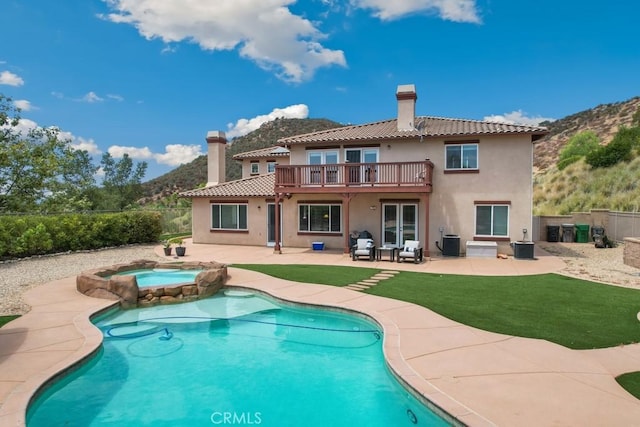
<box><xmin>534</xmin><ymin>96</ymin><xmax>640</xmax><ymax>172</ymax></box>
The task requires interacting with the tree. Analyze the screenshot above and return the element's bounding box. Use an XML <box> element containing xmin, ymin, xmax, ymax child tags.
<box><xmin>585</xmin><ymin>126</ymin><xmax>637</xmax><ymax>168</ymax></box>
<box><xmin>0</xmin><ymin>94</ymin><xmax>96</xmax><ymax>213</ymax></box>
<box><xmin>557</xmin><ymin>130</ymin><xmax>600</xmax><ymax>170</ymax></box>
<box><xmin>98</xmin><ymin>152</ymin><xmax>148</xmax><ymax>210</ymax></box>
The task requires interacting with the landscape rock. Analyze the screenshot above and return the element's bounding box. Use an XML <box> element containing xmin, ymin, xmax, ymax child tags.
<box><xmin>76</xmin><ymin>259</ymin><xmax>228</xmax><ymax>309</ymax></box>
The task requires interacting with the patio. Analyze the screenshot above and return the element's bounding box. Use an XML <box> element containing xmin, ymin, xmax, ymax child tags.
<box><xmin>1</xmin><ymin>241</ymin><xmax>640</xmax><ymax>426</ymax></box>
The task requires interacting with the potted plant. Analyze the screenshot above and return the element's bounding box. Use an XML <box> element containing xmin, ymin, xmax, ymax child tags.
<box><xmin>162</xmin><ymin>240</ymin><xmax>173</xmax><ymax>256</ymax></box>
<box><xmin>173</xmin><ymin>238</ymin><xmax>186</xmax><ymax>257</ymax></box>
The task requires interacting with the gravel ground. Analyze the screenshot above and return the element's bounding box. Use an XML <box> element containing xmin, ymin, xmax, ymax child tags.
<box><xmin>1</xmin><ymin>242</ymin><xmax>638</xmax><ymax>316</ymax></box>
<box><xmin>0</xmin><ymin>245</ymin><xmax>164</xmax><ymax>315</ymax></box>
<box><xmin>537</xmin><ymin>241</ymin><xmax>640</xmax><ymax>289</ymax></box>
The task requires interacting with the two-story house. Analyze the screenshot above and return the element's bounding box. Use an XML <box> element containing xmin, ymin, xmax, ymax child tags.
<box><xmin>181</xmin><ymin>84</ymin><xmax>547</xmax><ymax>257</ymax></box>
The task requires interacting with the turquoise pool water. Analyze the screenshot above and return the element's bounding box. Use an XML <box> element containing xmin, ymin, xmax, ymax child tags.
<box><xmin>27</xmin><ymin>292</ymin><xmax>451</xmax><ymax>426</ymax></box>
<box><xmin>112</xmin><ymin>268</ymin><xmax>203</xmax><ymax>287</ymax></box>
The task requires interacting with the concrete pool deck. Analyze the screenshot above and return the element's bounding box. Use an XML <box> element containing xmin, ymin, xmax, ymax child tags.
<box><xmin>1</xmin><ymin>241</ymin><xmax>640</xmax><ymax>426</ymax></box>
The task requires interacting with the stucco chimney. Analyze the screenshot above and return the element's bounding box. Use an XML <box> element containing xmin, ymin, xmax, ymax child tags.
<box><xmin>206</xmin><ymin>131</ymin><xmax>227</xmax><ymax>186</ymax></box>
<box><xmin>396</xmin><ymin>84</ymin><xmax>417</xmax><ymax>131</ymax></box>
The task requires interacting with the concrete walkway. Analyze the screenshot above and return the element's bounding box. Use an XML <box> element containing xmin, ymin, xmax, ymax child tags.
<box><xmin>1</xmin><ymin>241</ymin><xmax>640</xmax><ymax>426</ymax></box>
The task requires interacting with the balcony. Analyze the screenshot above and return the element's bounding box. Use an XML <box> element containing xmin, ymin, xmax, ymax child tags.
<box><xmin>275</xmin><ymin>161</ymin><xmax>433</xmax><ymax>194</ymax></box>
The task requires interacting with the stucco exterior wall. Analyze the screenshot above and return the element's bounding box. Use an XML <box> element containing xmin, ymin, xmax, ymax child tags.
<box><xmin>191</xmin><ymin>198</ymin><xmax>269</xmax><ymax>246</ymax></box>
<box><xmin>286</xmin><ymin>133</ymin><xmax>533</xmax><ymax>254</ymax></box>
<box><xmin>239</xmin><ymin>157</ymin><xmax>289</xmax><ymax>178</ymax></box>
<box><xmin>426</xmin><ymin>134</ymin><xmax>533</xmax><ymax>253</ymax></box>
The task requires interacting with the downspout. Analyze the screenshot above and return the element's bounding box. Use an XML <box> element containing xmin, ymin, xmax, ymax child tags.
<box><xmin>423</xmin><ymin>193</ymin><xmax>430</xmax><ymax>257</ymax></box>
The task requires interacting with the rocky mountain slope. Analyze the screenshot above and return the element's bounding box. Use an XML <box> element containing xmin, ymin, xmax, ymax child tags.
<box><xmin>534</xmin><ymin>96</ymin><xmax>640</xmax><ymax>172</ymax></box>
<box><xmin>141</xmin><ymin>118</ymin><xmax>343</xmax><ymax>200</ymax></box>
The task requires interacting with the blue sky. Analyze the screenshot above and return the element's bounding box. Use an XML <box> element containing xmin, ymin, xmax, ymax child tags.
<box><xmin>2</xmin><ymin>0</ymin><xmax>639</xmax><ymax>180</ymax></box>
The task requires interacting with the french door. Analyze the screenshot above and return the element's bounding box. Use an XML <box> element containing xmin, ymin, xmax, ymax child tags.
<box><xmin>382</xmin><ymin>203</ymin><xmax>418</xmax><ymax>247</ymax></box>
<box><xmin>345</xmin><ymin>148</ymin><xmax>378</xmax><ymax>184</ymax></box>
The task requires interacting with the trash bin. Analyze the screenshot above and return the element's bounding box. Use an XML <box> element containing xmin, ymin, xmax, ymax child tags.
<box><xmin>546</xmin><ymin>225</ymin><xmax>560</xmax><ymax>242</ymax></box>
<box><xmin>512</xmin><ymin>241</ymin><xmax>535</xmax><ymax>259</ymax></box>
<box><xmin>575</xmin><ymin>224</ymin><xmax>590</xmax><ymax>243</ymax></box>
<box><xmin>442</xmin><ymin>234</ymin><xmax>460</xmax><ymax>257</ymax></box>
<box><xmin>561</xmin><ymin>224</ymin><xmax>575</xmax><ymax>242</ymax></box>
<box><xmin>591</xmin><ymin>226</ymin><xmax>605</xmax><ymax>241</ymax></box>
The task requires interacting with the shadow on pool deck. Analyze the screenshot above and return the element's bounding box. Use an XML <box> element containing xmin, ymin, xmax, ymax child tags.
<box><xmin>1</xmin><ymin>241</ymin><xmax>640</xmax><ymax>426</ymax></box>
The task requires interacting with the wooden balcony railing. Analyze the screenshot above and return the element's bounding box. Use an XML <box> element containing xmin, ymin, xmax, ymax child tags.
<box><xmin>275</xmin><ymin>161</ymin><xmax>433</xmax><ymax>193</ymax></box>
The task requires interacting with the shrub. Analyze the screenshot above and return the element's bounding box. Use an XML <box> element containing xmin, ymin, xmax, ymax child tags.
<box><xmin>15</xmin><ymin>223</ymin><xmax>53</xmax><ymax>256</ymax></box>
<box><xmin>0</xmin><ymin>211</ymin><xmax>162</xmax><ymax>259</ymax></box>
<box><xmin>557</xmin><ymin>131</ymin><xmax>600</xmax><ymax>169</ymax></box>
<box><xmin>586</xmin><ymin>135</ymin><xmax>633</xmax><ymax>168</ymax></box>
<box><xmin>587</xmin><ymin>125</ymin><xmax>640</xmax><ymax>168</ymax></box>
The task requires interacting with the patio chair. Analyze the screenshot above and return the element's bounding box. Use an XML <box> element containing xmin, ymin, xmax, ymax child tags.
<box><xmin>397</xmin><ymin>240</ymin><xmax>423</xmax><ymax>264</ymax></box>
<box><xmin>352</xmin><ymin>238</ymin><xmax>375</xmax><ymax>261</ymax></box>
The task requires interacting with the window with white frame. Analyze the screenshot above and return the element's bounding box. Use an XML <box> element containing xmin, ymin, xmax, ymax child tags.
<box><xmin>250</xmin><ymin>163</ymin><xmax>259</xmax><ymax>174</ymax></box>
<box><xmin>298</xmin><ymin>204</ymin><xmax>341</xmax><ymax>233</ymax></box>
<box><xmin>211</xmin><ymin>203</ymin><xmax>248</xmax><ymax>230</ymax></box>
<box><xmin>475</xmin><ymin>204</ymin><xmax>509</xmax><ymax>237</ymax></box>
<box><xmin>267</xmin><ymin>161</ymin><xmax>276</xmax><ymax>173</ymax></box>
<box><xmin>446</xmin><ymin>143</ymin><xmax>478</xmax><ymax>170</ymax></box>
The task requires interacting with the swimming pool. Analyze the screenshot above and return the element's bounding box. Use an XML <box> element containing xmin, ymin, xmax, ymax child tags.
<box><xmin>27</xmin><ymin>292</ymin><xmax>452</xmax><ymax>426</ymax></box>
<box><xmin>113</xmin><ymin>268</ymin><xmax>203</xmax><ymax>287</ymax></box>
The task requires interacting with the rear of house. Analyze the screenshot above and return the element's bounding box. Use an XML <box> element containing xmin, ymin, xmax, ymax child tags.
<box><xmin>181</xmin><ymin>84</ymin><xmax>547</xmax><ymax>256</ymax></box>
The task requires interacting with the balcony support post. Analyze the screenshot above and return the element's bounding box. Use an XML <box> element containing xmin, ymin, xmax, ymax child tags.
<box><xmin>341</xmin><ymin>193</ymin><xmax>356</xmax><ymax>253</ymax></box>
<box><xmin>273</xmin><ymin>194</ymin><xmax>283</xmax><ymax>254</ymax></box>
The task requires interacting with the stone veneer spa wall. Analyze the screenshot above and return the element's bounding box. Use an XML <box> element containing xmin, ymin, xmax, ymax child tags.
<box><xmin>76</xmin><ymin>259</ymin><xmax>227</xmax><ymax>308</ymax></box>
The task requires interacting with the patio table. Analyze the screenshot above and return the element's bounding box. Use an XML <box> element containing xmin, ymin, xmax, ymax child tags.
<box><xmin>376</xmin><ymin>246</ymin><xmax>397</xmax><ymax>262</ymax></box>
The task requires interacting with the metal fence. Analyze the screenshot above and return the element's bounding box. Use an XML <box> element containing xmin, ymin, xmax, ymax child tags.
<box><xmin>153</xmin><ymin>208</ymin><xmax>192</xmax><ymax>235</ymax></box>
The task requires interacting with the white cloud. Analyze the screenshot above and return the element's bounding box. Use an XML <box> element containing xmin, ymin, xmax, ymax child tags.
<box><xmin>154</xmin><ymin>144</ymin><xmax>203</xmax><ymax>166</ymax></box>
<box><xmin>107</xmin><ymin>94</ymin><xmax>124</xmax><ymax>101</ymax></box>
<box><xmin>351</xmin><ymin>0</ymin><xmax>481</xmax><ymax>22</ymax></box>
<box><xmin>82</xmin><ymin>92</ymin><xmax>104</xmax><ymax>103</ymax></box>
<box><xmin>0</xmin><ymin>70</ymin><xmax>24</xmax><ymax>86</ymax></box>
<box><xmin>1</xmin><ymin>117</ymin><xmax>102</xmax><ymax>155</ymax></box>
<box><xmin>226</xmin><ymin>104</ymin><xmax>309</xmax><ymax>139</ymax></box>
<box><xmin>100</xmin><ymin>0</ymin><xmax>346</xmax><ymax>82</ymax></box>
<box><xmin>108</xmin><ymin>145</ymin><xmax>154</xmax><ymax>159</ymax></box>
<box><xmin>71</xmin><ymin>137</ymin><xmax>102</xmax><ymax>154</ymax></box>
<box><xmin>13</xmin><ymin>99</ymin><xmax>33</xmax><ymax>111</ymax></box>
<box><xmin>483</xmin><ymin>110</ymin><xmax>555</xmax><ymax>126</ymax></box>
<box><xmin>108</xmin><ymin>143</ymin><xmax>202</xmax><ymax>166</ymax></box>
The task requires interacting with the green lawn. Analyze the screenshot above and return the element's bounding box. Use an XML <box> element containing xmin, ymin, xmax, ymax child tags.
<box><xmin>233</xmin><ymin>264</ymin><xmax>640</xmax><ymax>350</ymax></box>
<box><xmin>0</xmin><ymin>315</ymin><xmax>19</xmax><ymax>328</ymax></box>
<box><xmin>616</xmin><ymin>372</ymin><xmax>640</xmax><ymax>399</ymax></box>
<box><xmin>234</xmin><ymin>264</ymin><xmax>379</xmax><ymax>287</ymax></box>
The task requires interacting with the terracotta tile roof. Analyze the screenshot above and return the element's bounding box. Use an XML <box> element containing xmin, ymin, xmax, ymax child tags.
<box><xmin>278</xmin><ymin>116</ymin><xmax>548</xmax><ymax>145</ymax></box>
<box><xmin>180</xmin><ymin>173</ymin><xmax>275</xmax><ymax>198</ymax></box>
<box><xmin>232</xmin><ymin>146</ymin><xmax>290</xmax><ymax>160</ymax></box>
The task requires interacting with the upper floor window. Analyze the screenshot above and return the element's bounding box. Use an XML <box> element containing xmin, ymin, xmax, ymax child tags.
<box><xmin>475</xmin><ymin>204</ymin><xmax>509</xmax><ymax>237</ymax></box>
<box><xmin>267</xmin><ymin>161</ymin><xmax>276</xmax><ymax>173</ymax></box>
<box><xmin>212</xmin><ymin>203</ymin><xmax>248</xmax><ymax>230</ymax></box>
<box><xmin>446</xmin><ymin>143</ymin><xmax>478</xmax><ymax>170</ymax></box>
<box><xmin>250</xmin><ymin>162</ymin><xmax>259</xmax><ymax>174</ymax></box>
